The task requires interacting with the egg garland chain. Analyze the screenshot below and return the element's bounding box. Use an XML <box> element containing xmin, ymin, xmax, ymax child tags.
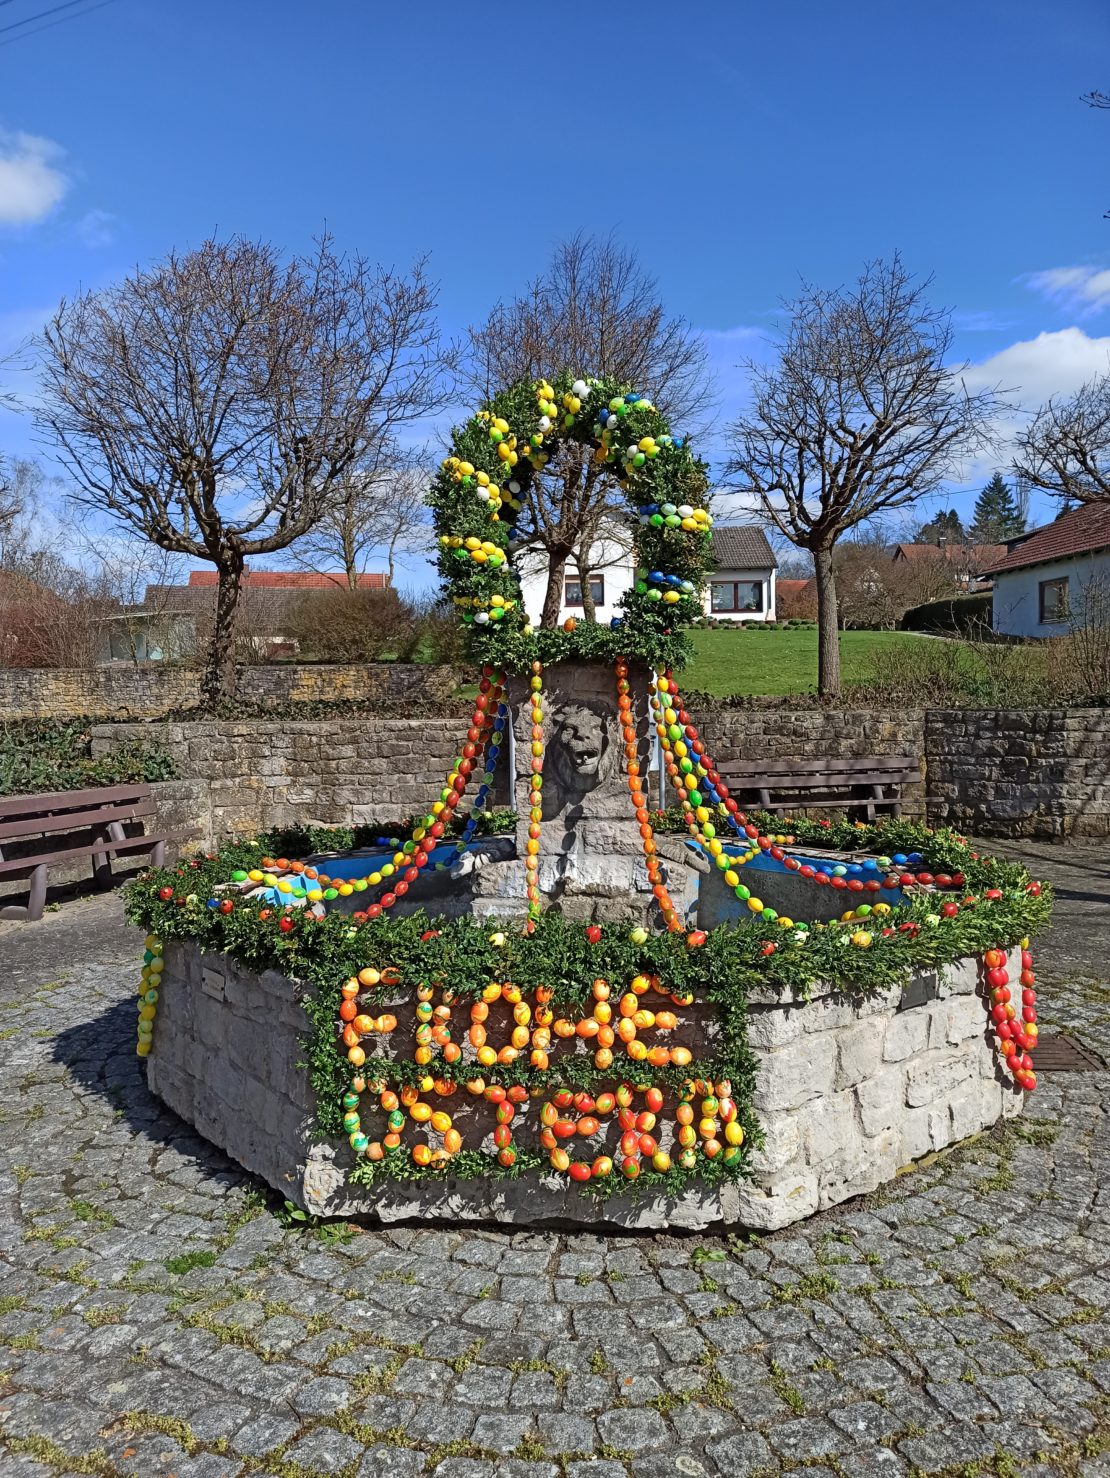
<box><xmin>649</xmin><ymin>680</ymin><xmax>993</xmax><ymax>954</ymax></box>
<box><xmin>524</xmin><ymin>661</ymin><xmax>545</xmax><ymax>920</ymax></box>
<box><xmin>655</xmin><ymin>671</ymin><xmax>770</xmax><ymax>849</ymax></box>
<box><xmin>134</xmin><ymin>933</ymin><xmax>165</xmax><ymax>1057</ymax></box>
<box><xmin>308</xmin><ymin>669</ymin><xmax>505</xmax><ymax>912</ymax></box>
<box><xmin>655</xmin><ymin>673</ymin><xmax>984</xmax><ymax>903</ymax></box>
<box><xmin>653</xmin><ymin>673</ymin><xmax>936</xmax><ymax>939</ymax></box>
<box><xmin>984</xmin><ymin>942</ymin><xmax>1039</xmax><ymax>1092</ymax></box>
<box><xmin>429</xmin><ymin>374</ymin><xmax>713</xmax><ymax>670</ymax></box>
<box><xmin>444</xmin><ymin>698</ymin><xmax>508</xmax><ymax>867</ymax></box>
<box><xmin>648</xmin><ymin>679</ymin><xmax>813</xmax><ymax>938</ymax></box>
<box><xmin>614</xmin><ymin>659</ymin><xmax>684</xmax><ymax>934</ymax></box>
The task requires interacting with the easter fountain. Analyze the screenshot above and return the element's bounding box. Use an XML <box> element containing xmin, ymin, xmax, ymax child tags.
<box><xmin>127</xmin><ymin>375</ymin><xmax>1050</xmax><ymax>1230</ymax></box>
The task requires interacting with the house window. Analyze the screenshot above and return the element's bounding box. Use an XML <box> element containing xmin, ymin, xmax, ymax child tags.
<box><xmin>1038</xmin><ymin>577</ymin><xmax>1069</xmax><ymax>624</ymax></box>
<box><xmin>565</xmin><ymin>573</ymin><xmax>605</xmax><ymax>608</ymax></box>
<box><xmin>710</xmin><ymin>580</ymin><xmax>764</xmax><ymax>614</ymax></box>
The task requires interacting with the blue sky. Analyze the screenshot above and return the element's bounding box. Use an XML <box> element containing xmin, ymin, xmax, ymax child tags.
<box><xmin>2</xmin><ymin>0</ymin><xmax>1109</xmax><ymax>587</ymax></box>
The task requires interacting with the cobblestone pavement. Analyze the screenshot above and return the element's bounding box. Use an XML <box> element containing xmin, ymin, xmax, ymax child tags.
<box><xmin>0</xmin><ymin>844</ymin><xmax>1107</xmax><ymax>1478</ymax></box>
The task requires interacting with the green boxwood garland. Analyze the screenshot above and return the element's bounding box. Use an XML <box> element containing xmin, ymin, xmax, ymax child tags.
<box><xmin>125</xmin><ymin>821</ymin><xmax>1050</xmax><ymax>1198</ymax></box>
<box><xmin>428</xmin><ymin>373</ymin><xmax>713</xmax><ymax>673</ymax></box>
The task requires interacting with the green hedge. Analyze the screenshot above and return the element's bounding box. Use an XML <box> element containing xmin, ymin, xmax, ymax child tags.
<box><xmin>901</xmin><ymin>593</ymin><xmax>992</xmax><ymax>635</ymax></box>
<box><xmin>0</xmin><ymin>719</ymin><xmax>177</xmax><ymax>797</ymax></box>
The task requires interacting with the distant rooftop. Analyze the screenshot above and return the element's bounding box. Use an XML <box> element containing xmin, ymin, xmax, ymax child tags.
<box><xmin>186</xmin><ymin>570</ymin><xmax>387</xmax><ymax>589</ymax></box>
<box><xmin>978</xmin><ymin>503</ymin><xmax>1110</xmax><ymax>576</ymax></box>
<box><xmin>710</xmin><ymin>525</ymin><xmax>777</xmax><ymax>569</ymax></box>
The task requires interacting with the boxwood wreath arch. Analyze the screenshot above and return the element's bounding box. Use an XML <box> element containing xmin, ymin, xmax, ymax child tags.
<box><xmin>428</xmin><ymin>373</ymin><xmax>713</xmax><ymax>671</ymax></box>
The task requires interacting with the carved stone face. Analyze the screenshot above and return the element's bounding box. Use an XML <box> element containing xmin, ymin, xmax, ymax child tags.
<box><xmin>556</xmin><ymin>705</ymin><xmax>607</xmax><ymax>779</ymax></box>
<box><xmin>543</xmin><ymin>701</ymin><xmax>612</xmax><ymax>821</ymax></box>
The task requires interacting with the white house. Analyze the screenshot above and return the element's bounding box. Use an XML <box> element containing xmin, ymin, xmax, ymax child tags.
<box><xmin>516</xmin><ymin>523</ymin><xmax>778</xmax><ymax>627</ymax></box>
<box><xmin>982</xmin><ymin>503</ymin><xmax>1110</xmax><ymax>638</ymax></box>
<box><xmin>515</xmin><ymin>524</ymin><xmax>637</xmax><ymax>628</ymax></box>
<box><xmin>704</xmin><ymin>525</ymin><xmax>778</xmax><ymax>622</ymax></box>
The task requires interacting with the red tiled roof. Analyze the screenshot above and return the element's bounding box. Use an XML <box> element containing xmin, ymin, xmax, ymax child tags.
<box><xmin>978</xmin><ymin>503</ymin><xmax>1110</xmax><ymax>575</ymax></box>
<box><xmin>891</xmin><ymin>543</ymin><xmax>1007</xmax><ymax>569</ymax></box>
<box><xmin>186</xmin><ymin>570</ymin><xmax>387</xmax><ymax>589</ymax></box>
<box><xmin>776</xmin><ymin>578</ymin><xmax>814</xmax><ymax>596</ymax></box>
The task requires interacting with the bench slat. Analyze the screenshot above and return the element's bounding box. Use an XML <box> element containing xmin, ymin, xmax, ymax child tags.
<box><xmin>719</xmin><ymin>755</ymin><xmax>917</xmax><ymax>777</ymax></box>
<box><xmin>733</xmin><ymin>771</ymin><xmax>918</xmax><ymax>790</ymax></box>
<box><xmin>0</xmin><ymin>784</ymin><xmax>154</xmax><ymax>819</ymax></box>
<box><xmin>0</xmin><ymin>830</ymin><xmax>189</xmax><ymax>877</ymax></box>
<box><xmin>0</xmin><ymin>801</ymin><xmax>157</xmax><ymax>842</ymax></box>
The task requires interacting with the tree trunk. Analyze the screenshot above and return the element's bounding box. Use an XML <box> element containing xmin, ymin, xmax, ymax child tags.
<box><xmin>201</xmin><ymin>557</ymin><xmax>245</xmax><ymax>707</ymax></box>
<box><xmin>579</xmin><ymin>558</ymin><xmax>596</xmax><ymax>622</ymax></box>
<box><xmin>342</xmin><ymin>521</ymin><xmax>358</xmax><ymax>590</ymax></box>
<box><xmin>813</xmin><ymin>545</ymin><xmax>841</xmax><ymax>696</ymax></box>
<box><xmin>541</xmin><ymin>549</ymin><xmax>571</xmax><ymax>627</ymax></box>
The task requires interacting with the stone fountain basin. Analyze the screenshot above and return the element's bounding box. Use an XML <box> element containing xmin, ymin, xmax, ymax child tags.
<box><xmin>146</xmin><ymin>941</ymin><xmax>1023</xmax><ymax>1233</ymax></box>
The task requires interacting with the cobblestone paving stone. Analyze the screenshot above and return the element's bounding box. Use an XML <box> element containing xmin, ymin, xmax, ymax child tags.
<box><xmin>0</xmin><ymin>842</ymin><xmax>1107</xmax><ymax>1478</ymax></box>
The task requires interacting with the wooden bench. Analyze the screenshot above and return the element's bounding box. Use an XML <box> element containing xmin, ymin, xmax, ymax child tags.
<box><xmin>714</xmin><ymin>755</ymin><xmax>921</xmax><ymax>821</ymax></box>
<box><xmin>0</xmin><ymin>784</ymin><xmax>193</xmax><ymax>922</ymax></box>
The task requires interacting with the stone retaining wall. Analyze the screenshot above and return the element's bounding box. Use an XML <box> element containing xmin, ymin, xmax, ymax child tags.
<box><xmin>926</xmin><ymin>707</ymin><xmax>1110</xmax><ymax>837</ymax></box>
<box><xmin>148</xmin><ymin>941</ymin><xmax>1023</xmax><ymax>1232</ymax></box>
<box><xmin>92</xmin><ymin>714</ymin><xmax>495</xmax><ymax>840</ymax></box>
<box><xmin>0</xmin><ymin>662</ymin><xmax>465</xmax><ymax>719</ymax></box>
<box><xmin>85</xmin><ymin>704</ymin><xmax>1110</xmax><ymax>844</ymax></box>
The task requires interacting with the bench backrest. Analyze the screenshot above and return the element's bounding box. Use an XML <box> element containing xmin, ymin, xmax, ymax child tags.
<box><xmin>0</xmin><ymin>784</ymin><xmax>156</xmax><ymax>842</ymax></box>
<box><xmin>717</xmin><ymin>755</ymin><xmax>920</xmax><ymax>787</ymax></box>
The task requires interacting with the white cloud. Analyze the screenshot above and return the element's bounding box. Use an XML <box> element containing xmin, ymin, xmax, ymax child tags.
<box><xmin>0</xmin><ymin>129</ymin><xmax>67</xmax><ymax>226</ymax></box>
<box><xmin>950</xmin><ymin>326</ymin><xmax>1110</xmax><ymax>493</ymax></box>
<box><xmin>76</xmin><ymin>207</ymin><xmax>115</xmax><ymax>248</ymax></box>
<box><xmin>961</xmin><ymin>325</ymin><xmax>1110</xmax><ymax>409</ymax></box>
<box><xmin>1025</xmin><ymin>265</ymin><xmax>1110</xmax><ymax>314</ymax></box>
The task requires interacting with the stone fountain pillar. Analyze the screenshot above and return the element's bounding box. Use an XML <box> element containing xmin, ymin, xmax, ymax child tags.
<box><xmin>500</xmin><ymin>660</ymin><xmax>698</xmax><ymax>924</ymax></box>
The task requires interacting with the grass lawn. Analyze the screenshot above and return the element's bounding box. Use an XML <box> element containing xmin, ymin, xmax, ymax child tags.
<box><xmin>683</xmin><ymin>627</ymin><xmax>935</xmax><ymax>697</ymax></box>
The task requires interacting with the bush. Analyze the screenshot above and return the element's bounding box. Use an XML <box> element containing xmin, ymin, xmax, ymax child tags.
<box><xmin>901</xmin><ymin>593</ymin><xmax>992</xmax><ymax>635</ymax></box>
<box><xmin>0</xmin><ymin>719</ymin><xmax>177</xmax><ymax>797</ymax></box>
<box><xmin>284</xmin><ymin>586</ymin><xmax>419</xmax><ymax>663</ymax></box>
<box><xmin>408</xmin><ymin>597</ymin><xmax>468</xmax><ymax>664</ymax></box>
<box><xmin>857</xmin><ymin>639</ymin><xmax>1056</xmax><ymax>707</ymax></box>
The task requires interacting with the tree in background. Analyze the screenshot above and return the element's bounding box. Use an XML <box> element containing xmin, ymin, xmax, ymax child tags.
<box><xmin>726</xmin><ymin>255</ymin><xmax>1001</xmax><ymax>694</ymax></box>
<box><xmin>915</xmin><ymin>508</ymin><xmax>966</xmax><ymax>545</ymax></box>
<box><xmin>287</xmin><ymin>464</ymin><xmax>430</xmax><ymax>589</ymax></box>
<box><xmin>1014</xmin><ymin>372</ymin><xmax>1110</xmax><ymax>505</ymax></box>
<box><xmin>969</xmin><ymin>472</ymin><xmax>1026</xmax><ymax>542</ymax></box>
<box><xmin>1081</xmin><ymin>89</ymin><xmax>1110</xmax><ymax>217</ymax></box>
<box><xmin>37</xmin><ymin>235</ymin><xmax>447</xmax><ymax>704</ymax></box>
<box><xmin>464</xmin><ymin>233</ymin><xmax>713</xmax><ymax>625</ymax></box>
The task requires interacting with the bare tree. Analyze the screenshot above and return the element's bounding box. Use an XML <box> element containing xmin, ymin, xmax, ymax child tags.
<box><xmin>0</xmin><ymin>457</ymin><xmax>40</xmax><ymax>565</ymax></box>
<box><xmin>1013</xmin><ymin>372</ymin><xmax>1110</xmax><ymax>505</ymax></box>
<box><xmin>1080</xmin><ymin>91</ymin><xmax>1110</xmax><ymax>214</ymax></box>
<box><xmin>726</xmin><ymin>255</ymin><xmax>1002</xmax><ymax>694</ymax></box>
<box><xmin>288</xmin><ymin>461</ymin><xmax>431</xmax><ymax>588</ymax></box>
<box><xmin>464</xmin><ymin>233</ymin><xmax>714</xmax><ymax>626</ymax></box>
<box><xmin>73</xmin><ymin>530</ymin><xmax>190</xmax><ymax>664</ymax></box>
<box><xmin>37</xmin><ymin>235</ymin><xmax>448</xmax><ymax>703</ymax></box>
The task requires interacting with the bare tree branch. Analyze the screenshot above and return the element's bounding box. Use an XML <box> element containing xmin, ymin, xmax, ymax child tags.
<box><xmin>1013</xmin><ymin>372</ymin><xmax>1110</xmax><ymax>504</ymax></box>
<box><xmin>462</xmin><ymin>233</ymin><xmax>714</xmax><ymax>625</ymax></box>
<box><xmin>36</xmin><ymin>234</ymin><xmax>449</xmax><ymax>702</ymax></box>
<box><xmin>287</xmin><ymin>457</ymin><xmax>432</xmax><ymax>589</ymax></box>
<box><xmin>725</xmin><ymin>254</ymin><xmax>1004</xmax><ymax>693</ymax></box>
